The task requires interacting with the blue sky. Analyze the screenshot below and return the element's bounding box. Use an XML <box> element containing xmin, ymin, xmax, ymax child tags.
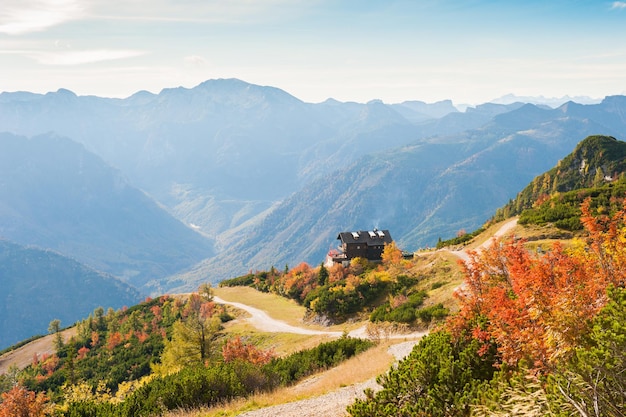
<box><xmin>1</xmin><ymin>0</ymin><xmax>625</xmax><ymax>105</ymax></box>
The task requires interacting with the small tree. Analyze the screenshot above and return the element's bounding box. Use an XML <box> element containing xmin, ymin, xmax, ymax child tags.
<box><xmin>157</xmin><ymin>316</ymin><xmax>222</xmax><ymax>373</ymax></box>
<box><xmin>593</xmin><ymin>167</ymin><xmax>605</xmax><ymax>187</ymax></box>
<box><xmin>382</xmin><ymin>241</ymin><xmax>403</xmax><ymax>266</ymax></box>
<box><xmin>156</xmin><ymin>293</ymin><xmax>223</xmax><ymax>373</ymax></box>
<box><xmin>48</xmin><ymin>319</ymin><xmax>63</xmax><ymax>352</ymax></box>
<box><xmin>317</xmin><ymin>263</ymin><xmax>329</xmax><ymax>286</ymax></box>
<box><xmin>198</xmin><ymin>282</ymin><xmax>214</xmax><ymax>302</ymax></box>
<box><xmin>222</xmin><ymin>336</ymin><xmax>275</xmax><ymax>365</ymax></box>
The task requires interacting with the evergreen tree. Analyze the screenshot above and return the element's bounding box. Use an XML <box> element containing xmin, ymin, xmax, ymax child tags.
<box><xmin>318</xmin><ymin>263</ymin><xmax>329</xmax><ymax>286</ymax></box>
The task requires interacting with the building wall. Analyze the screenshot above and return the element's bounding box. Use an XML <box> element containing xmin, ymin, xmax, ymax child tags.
<box><xmin>344</xmin><ymin>243</ymin><xmax>368</xmax><ymax>260</ymax></box>
<box><xmin>366</xmin><ymin>244</ymin><xmax>385</xmax><ymax>260</ymax></box>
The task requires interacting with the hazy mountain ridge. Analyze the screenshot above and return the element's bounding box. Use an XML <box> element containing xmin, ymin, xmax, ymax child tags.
<box><xmin>0</xmin><ymin>132</ymin><xmax>214</xmax><ymax>289</ymax></box>
<box><xmin>0</xmin><ymin>79</ymin><xmax>437</xmax><ymax>239</ymax></box>
<box><xmin>489</xmin><ymin>93</ymin><xmax>602</xmax><ymax>107</ymax></box>
<box><xmin>0</xmin><ymin>239</ymin><xmax>141</xmax><ymax>350</ymax></box>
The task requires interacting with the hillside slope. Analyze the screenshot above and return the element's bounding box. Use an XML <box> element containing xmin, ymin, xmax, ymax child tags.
<box><xmin>0</xmin><ymin>240</ymin><xmax>141</xmax><ymax>350</ymax></box>
<box><xmin>3</xmin><ymin>81</ymin><xmax>626</xmax><ymax>292</ymax></box>
<box><xmin>0</xmin><ymin>80</ymin><xmax>437</xmax><ymax>238</ymax></box>
<box><xmin>495</xmin><ymin>135</ymin><xmax>626</xmax><ymax>223</ymax></box>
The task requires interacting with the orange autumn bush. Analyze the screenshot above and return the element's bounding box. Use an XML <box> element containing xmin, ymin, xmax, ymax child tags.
<box><xmin>451</xmin><ymin>197</ymin><xmax>626</xmax><ymax>371</ymax></box>
<box><xmin>0</xmin><ymin>385</ymin><xmax>50</xmax><ymax>417</ymax></box>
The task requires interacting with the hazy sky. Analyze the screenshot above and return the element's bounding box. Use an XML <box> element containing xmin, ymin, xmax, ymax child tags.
<box><xmin>1</xmin><ymin>0</ymin><xmax>626</xmax><ymax>105</ymax></box>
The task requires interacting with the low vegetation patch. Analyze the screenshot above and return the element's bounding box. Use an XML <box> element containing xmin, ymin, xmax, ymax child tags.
<box><xmin>50</xmin><ymin>336</ymin><xmax>372</xmax><ymax>417</ymax></box>
<box><xmin>436</xmin><ymin>227</ymin><xmax>485</xmax><ymax>249</ymax></box>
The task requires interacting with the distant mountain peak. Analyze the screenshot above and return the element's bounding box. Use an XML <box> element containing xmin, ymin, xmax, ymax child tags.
<box><xmin>600</xmin><ymin>95</ymin><xmax>626</xmax><ymax>107</ymax></box>
<box><xmin>490</xmin><ymin>93</ymin><xmax>602</xmax><ymax>108</ymax></box>
<box><xmin>48</xmin><ymin>88</ymin><xmax>77</xmax><ymax>98</ymax></box>
<box><xmin>156</xmin><ymin>78</ymin><xmax>303</xmax><ymax>107</ymax></box>
<box><xmin>321</xmin><ymin>98</ymin><xmax>342</xmax><ymax>105</ymax></box>
<box><xmin>197</xmin><ymin>77</ymin><xmax>251</xmax><ymax>88</ymax></box>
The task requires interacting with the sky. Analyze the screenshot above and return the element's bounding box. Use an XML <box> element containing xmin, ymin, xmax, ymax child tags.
<box><xmin>1</xmin><ymin>0</ymin><xmax>626</xmax><ymax>105</ymax></box>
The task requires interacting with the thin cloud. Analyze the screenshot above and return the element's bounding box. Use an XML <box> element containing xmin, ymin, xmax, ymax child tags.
<box><xmin>29</xmin><ymin>49</ymin><xmax>147</xmax><ymax>66</ymax></box>
<box><xmin>0</xmin><ymin>0</ymin><xmax>317</xmax><ymax>33</ymax></box>
<box><xmin>89</xmin><ymin>0</ymin><xmax>314</xmax><ymax>24</ymax></box>
<box><xmin>0</xmin><ymin>0</ymin><xmax>85</xmax><ymax>35</ymax></box>
<box><xmin>611</xmin><ymin>1</ymin><xmax>626</xmax><ymax>9</ymax></box>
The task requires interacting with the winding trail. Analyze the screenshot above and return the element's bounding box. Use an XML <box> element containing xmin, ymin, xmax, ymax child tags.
<box><xmin>449</xmin><ymin>218</ymin><xmax>518</xmax><ymax>263</ymax></box>
<box><xmin>214</xmin><ymin>296</ymin><xmax>426</xmax><ymax>340</ymax></box>
<box><xmin>238</xmin><ymin>341</ymin><xmax>420</xmax><ymax>417</ymax></box>
<box><xmin>214</xmin><ymin>296</ymin><xmax>344</xmax><ymax>336</ymax></box>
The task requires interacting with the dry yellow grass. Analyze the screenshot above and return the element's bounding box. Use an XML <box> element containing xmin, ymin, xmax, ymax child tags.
<box><xmin>409</xmin><ymin>250</ymin><xmax>464</xmax><ymax>313</ymax></box>
<box><xmin>463</xmin><ymin>219</ymin><xmax>514</xmax><ymax>250</ymax></box>
<box><xmin>214</xmin><ymin>286</ymin><xmax>308</xmax><ymax>326</ymax></box>
<box><xmin>214</xmin><ymin>286</ymin><xmax>363</xmax><ymax>334</ymax></box>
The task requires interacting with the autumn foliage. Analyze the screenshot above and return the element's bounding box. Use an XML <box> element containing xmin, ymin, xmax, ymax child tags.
<box><xmin>222</xmin><ymin>337</ymin><xmax>275</xmax><ymax>365</ymax></box>
<box><xmin>221</xmin><ymin>242</ymin><xmax>421</xmax><ymax>322</ymax></box>
<box><xmin>451</xmin><ymin>198</ymin><xmax>626</xmax><ymax>371</ymax></box>
<box><xmin>0</xmin><ymin>385</ymin><xmax>49</xmax><ymax>417</ymax></box>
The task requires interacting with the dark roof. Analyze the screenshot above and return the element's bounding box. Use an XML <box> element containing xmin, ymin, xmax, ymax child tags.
<box><xmin>337</xmin><ymin>229</ymin><xmax>393</xmax><ymax>245</ymax></box>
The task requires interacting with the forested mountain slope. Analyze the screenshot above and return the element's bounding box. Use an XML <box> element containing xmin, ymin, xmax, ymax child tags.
<box><xmin>0</xmin><ymin>240</ymin><xmax>141</xmax><ymax>350</ymax></box>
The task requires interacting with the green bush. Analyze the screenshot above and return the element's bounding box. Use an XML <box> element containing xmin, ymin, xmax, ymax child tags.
<box><xmin>370</xmin><ymin>291</ymin><xmax>429</xmax><ymax>324</ymax></box>
<box><xmin>348</xmin><ymin>330</ymin><xmax>498</xmax><ymax>417</ymax></box>
<box><xmin>219</xmin><ymin>273</ymin><xmax>256</xmax><ymax>288</ymax></box>
<box><xmin>304</xmin><ymin>280</ymin><xmax>388</xmax><ymax>321</ymax></box>
<box><xmin>546</xmin><ymin>286</ymin><xmax>626</xmax><ymax>417</ymax></box>
<box><xmin>265</xmin><ymin>337</ymin><xmax>374</xmax><ymax>385</ymax></box>
<box><xmin>415</xmin><ymin>303</ymin><xmax>449</xmax><ymax>324</ymax></box>
<box><xmin>436</xmin><ymin>227</ymin><xmax>485</xmax><ymax>249</ymax></box>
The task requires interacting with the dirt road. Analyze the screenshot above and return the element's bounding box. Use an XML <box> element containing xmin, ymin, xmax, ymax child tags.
<box><xmin>215</xmin><ymin>296</ymin><xmax>426</xmax><ymax>340</ymax></box>
<box><xmin>449</xmin><ymin>218</ymin><xmax>518</xmax><ymax>263</ymax></box>
<box><xmin>214</xmin><ymin>296</ymin><xmax>345</xmax><ymax>336</ymax></box>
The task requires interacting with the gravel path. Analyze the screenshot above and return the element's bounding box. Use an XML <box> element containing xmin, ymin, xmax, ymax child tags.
<box><xmin>215</xmin><ymin>296</ymin><xmax>426</xmax><ymax>341</ymax></box>
<box><xmin>214</xmin><ymin>296</ymin><xmax>344</xmax><ymax>336</ymax></box>
<box><xmin>449</xmin><ymin>218</ymin><xmax>518</xmax><ymax>263</ymax></box>
<box><xmin>237</xmin><ymin>340</ymin><xmax>419</xmax><ymax>417</ymax></box>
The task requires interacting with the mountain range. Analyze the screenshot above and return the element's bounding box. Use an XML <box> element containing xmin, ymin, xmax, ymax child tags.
<box><xmin>1</xmin><ymin>79</ymin><xmax>626</xmax><ymax>297</ymax></box>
